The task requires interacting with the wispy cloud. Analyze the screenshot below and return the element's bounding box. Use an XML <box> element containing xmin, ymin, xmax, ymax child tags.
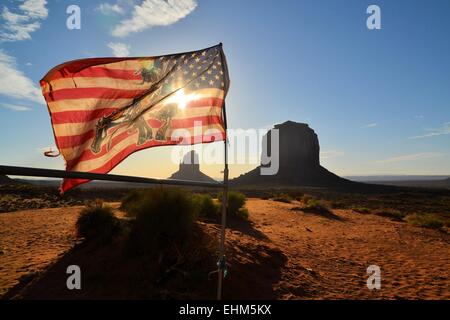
<box><xmin>414</xmin><ymin>115</ymin><xmax>424</xmax><ymax>119</ymax></box>
<box><xmin>320</xmin><ymin>150</ymin><xmax>344</xmax><ymax>160</ymax></box>
<box><xmin>408</xmin><ymin>122</ymin><xmax>450</xmax><ymax>139</ymax></box>
<box><xmin>0</xmin><ymin>103</ymin><xmax>31</xmax><ymax>112</ymax></box>
<box><xmin>373</xmin><ymin>152</ymin><xmax>445</xmax><ymax>164</ymax></box>
<box><xmin>97</xmin><ymin>3</ymin><xmax>126</xmax><ymax>15</ymax></box>
<box><xmin>108</xmin><ymin>42</ymin><xmax>130</xmax><ymax>57</ymax></box>
<box><xmin>0</xmin><ymin>49</ymin><xmax>43</xmax><ymax>104</ymax></box>
<box><xmin>112</xmin><ymin>0</ymin><xmax>197</xmax><ymax>37</ymax></box>
<box><xmin>362</xmin><ymin>122</ymin><xmax>377</xmax><ymax>128</ymax></box>
<box><xmin>0</xmin><ymin>0</ymin><xmax>48</xmax><ymax>42</ymax></box>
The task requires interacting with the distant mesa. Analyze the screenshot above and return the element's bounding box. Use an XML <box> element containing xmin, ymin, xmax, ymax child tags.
<box><xmin>231</xmin><ymin>121</ymin><xmax>352</xmax><ymax>187</ymax></box>
<box><xmin>168</xmin><ymin>150</ymin><xmax>216</xmax><ymax>183</ymax></box>
<box><xmin>0</xmin><ymin>175</ymin><xmax>16</xmax><ymax>185</ymax></box>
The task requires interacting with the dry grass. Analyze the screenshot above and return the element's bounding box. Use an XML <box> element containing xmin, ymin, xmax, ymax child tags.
<box><xmin>405</xmin><ymin>213</ymin><xmax>444</xmax><ymax>230</ymax></box>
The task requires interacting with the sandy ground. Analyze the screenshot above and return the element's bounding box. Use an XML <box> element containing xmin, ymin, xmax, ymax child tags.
<box><xmin>0</xmin><ymin>199</ymin><xmax>449</xmax><ymax>299</ymax></box>
<box><xmin>245</xmin><ymin>199</ymin><xmax>449</xmax><ymax>299</ymax></box>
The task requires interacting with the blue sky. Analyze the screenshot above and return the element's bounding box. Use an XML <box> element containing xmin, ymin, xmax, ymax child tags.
<box><xmin>0</xmin><ymin>0</ymin><xmax>449</xmax><ymax>179</ymax></box>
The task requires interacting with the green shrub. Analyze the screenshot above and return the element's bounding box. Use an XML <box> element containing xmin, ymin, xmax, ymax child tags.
<box><xmin>405</xmin><ymin>214</ymin><xmax>444</xmax><ymax>229</ymax></box>
<box><xmin>300</xmin><ymin>194</ymin><xmax>314</xmax><ymax>204</ymax></box>
<box><xmin>292</xmin><ymin>192</ymin><xmax>304</xmax><ymax>202</ymax></box>
<box><xmin>218</xmin><ymin>191</ymin><xmax>248</xmax><ymax>220</ymax></box>
<box><xmin>236</xmin><ymin>207</ymin><xmax>249</xmax><ymax>220</ymax></box>
<box><xmin>375</xmin><ymin>209</ymin><xmax>406</xmax><ymax>221</ymax></box>
<box><xmin>351</xmin><ymin>206</ymin><xmax>371</xmax><ymax>214</ymax></box>
<box><xmin>120</xmin><ymin>189</ymin><xmax>144</xmax><ymax>213</ymax></box>
<box><xmin>76</xmin><ymin>200</ymin><xmax>120</xmax><ymax>241</ymax></box>
<box><xmin>303</xmin><ymin>198</ymin><xmax>330</xmax><ymax>213</ymax></box>
<box><xmin>126</xmin><ymin>188</ymin><xmax>198</xmax><ymax>251</ymax></box>
<box><xmin>330</xmin><ymin>200</ymin><xmax>349</xmax><ymax>209</ymax></box>
<box><xmin>272</xmin><ymin>193</ymin><xmax>292</xmax><ymax>203</ymax></box>
<box><xmin>192</xmin><ymin>193</ymin><xmax>219</xmax><ymax>218</ymax></box>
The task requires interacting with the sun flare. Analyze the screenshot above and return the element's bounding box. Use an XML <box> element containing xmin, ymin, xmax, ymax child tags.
<box><xmin>173</xmin><ymin>89</ymin><xmax>187</xmax><ymax>110</ymax></box>
<box><xmin>166</xmin><ymin>89</ymin><xmax>200</xmax><ymax>110</ymax></box>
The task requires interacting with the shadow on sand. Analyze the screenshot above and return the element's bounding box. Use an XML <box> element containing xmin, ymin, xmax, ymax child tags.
<box><xmin>292</xmin><ymin>206</ymin><xmax>346</xmax><ymax>221</ymax></box>
<box><xmin>3</xmin><ymin>221</ymin><xmax>287</xmax><ymax>300</ymax></box>
<box><xmin>226</xmin><ymin>217</ymin><xmax>270</xmax><ymax>241</ymax></box>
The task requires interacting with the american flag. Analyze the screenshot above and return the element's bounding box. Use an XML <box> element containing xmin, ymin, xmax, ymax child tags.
<box><xmin>40</xmin><ymin>44</ymin><xmax>230</xmax><ymax>192</ymax></box>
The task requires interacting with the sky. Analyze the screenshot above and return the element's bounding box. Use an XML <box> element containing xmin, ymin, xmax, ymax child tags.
<box><xmin>0</xmin><ymin>0</ymin><xmax>449</xmax><ymax>180</ymax></box>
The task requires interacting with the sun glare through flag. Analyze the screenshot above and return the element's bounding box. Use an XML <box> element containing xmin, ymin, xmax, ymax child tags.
<box><xmin>40</xmin><ymin>44</ymin><xmax>230</xmax><ymax>192</ymax></box>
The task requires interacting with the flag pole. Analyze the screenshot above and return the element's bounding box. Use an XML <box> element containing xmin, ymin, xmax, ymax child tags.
<box><xmin>217</xmin><ymin>102</ymin><xmax>229</xmax><ymax>300</ymax></box>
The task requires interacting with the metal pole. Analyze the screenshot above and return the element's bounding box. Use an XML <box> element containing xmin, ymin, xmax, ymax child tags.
<box><xmin>217</xmin><ymin>103</ymin><xmax>229</xmax><ymax>300</ymax></box>
<box><xmin>0</xmin><ymin>165</ymin><xmax>224</xmax><ymax>189</ymax></box>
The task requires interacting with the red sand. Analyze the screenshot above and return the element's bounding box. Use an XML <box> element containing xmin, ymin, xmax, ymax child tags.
<box><xmin>0</xmin><ymin>199</ymin><xmax>449</xmax><ymax>299</ymax></box>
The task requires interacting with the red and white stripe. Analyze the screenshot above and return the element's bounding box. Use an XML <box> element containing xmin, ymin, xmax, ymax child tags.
<box><xmin>40</xmin><ymin>58</ymin><xmax>226</xmax><ymax>192</ymax></box>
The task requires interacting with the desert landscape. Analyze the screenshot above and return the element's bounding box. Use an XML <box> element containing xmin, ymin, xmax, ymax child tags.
<box><xmin>1</xmin><ymin>0</ymin><xmax>450</xmax><ymax>308</ymax></box>
<box><xmin>1</xmin><ymin>121</ymin><xmax>449</xmax><ymax>300</ymax></box>
<box><xmin>1</xmin><ymin>182</ymin><xmax>449</xmax><ymax>300</ymax></box>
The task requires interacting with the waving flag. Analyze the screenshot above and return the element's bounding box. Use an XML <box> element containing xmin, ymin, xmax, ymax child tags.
<box><xmin>40</xmin><ymin>44</ymin><xmax>230</xmax><ymax>192</ymax></box>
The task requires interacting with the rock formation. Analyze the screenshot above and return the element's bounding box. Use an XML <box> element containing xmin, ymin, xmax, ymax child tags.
<box><xmin>231</xmin><ymin>121</ymin><xmax>350</xmax><ymax>187</ymax></box>
<box><xmin>0</xmin><ymin>175</ymin><xmax>15</xmax><ymax>185</ymax></box>
<box><xmin>168</xmin><ymin>150</ymin><xmax>216</xmax><ymax>183</ymax></box>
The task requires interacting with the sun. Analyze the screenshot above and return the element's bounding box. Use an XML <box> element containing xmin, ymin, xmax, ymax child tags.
<box><xmin>173</xmin><ymin>89</ymin><xmax>188</xmax><ymax>110</ymax></box>
<box><xmin>166</xmin><ymin>89</ymin><xmax>200</xmax><ymax>110</ymax></box>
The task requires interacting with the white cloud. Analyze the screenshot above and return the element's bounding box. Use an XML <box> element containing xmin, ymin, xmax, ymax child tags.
<box><xmin>26</xmin><ymin>62</ymin><xmax>32</xmax><ymax>66</ymax></box>
<box><xmin>19</xmin><ymin>0</ymin><xmax>48</xmax><ymax>19</ymax></box>
<box><xmin>0</xmin><ymin>49</ymin><xmax>43</xmax><ymax>104</ymax></box>
<box><xmin>0</xmin><ymin>103</ymin><xmax>31</xmax><ymax>112</ymax></box>
<box><xmin>408</xmin><ymin>122</ymin><xmax>450</xmax><ymax>139</ymax></box>
<box><xmin>373</xmin><ymin>152</ymin><xmax>445</xmax><ymax>164</ymax></box>
<box><xmin>320</xmin><ymin>150</ymin><xmax>344</xmax><ymax>160</ymax></box>
<box><xmin>97</xmin><ymin>3</ymin><xmax>125</xmax><ymax>15</ymax></box>
<box><xmin>414</xmin><ymin>115</ymin><xmax>424</xmax><ymax>119</ymax></box>
<box><xmin>108</xmin><ymin>42</ymin><xmax>131</xmax><ymax>57</ymax></box>
<box><xmin>0</xmin><ymin>0</ymin><xmax>48</xmax><ymax>42</ymax></box>
<box><xmin>112</xmin><ymin>0</ymin><xmax>197</xmax><ymax>37</ymax></box>
<box><xmin>362</xmin><ymin>122</ymin><xmax>377</xmax><ymax>128</ymax></box>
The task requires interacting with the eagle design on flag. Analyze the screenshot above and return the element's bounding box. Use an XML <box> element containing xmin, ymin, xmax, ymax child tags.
<box><xmin>40</xmin><ymin>44</ymin><xmax>230</xmax><ymax>192</ymax></box>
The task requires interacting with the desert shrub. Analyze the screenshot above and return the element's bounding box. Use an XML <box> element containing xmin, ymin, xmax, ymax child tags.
<box><xmin>120</xmin><ymin>189</ymin><xmax>145</xmax><ymax>213</ymax></box>
<box><xmin>299</xmin><ymin>194</ymin><xmax>314</xmax><ymax>204</ymax></box>
<box><xmin>192</xmin><ymin>193</ymin><xmax>219</xmax><ymax>218</ymax></box>
<box><xmin>126</xmin><ymin>188</ymin><xmax>198</xmax><ymax>252</ymax></box>
<box><xmin>405</xmin><ymin>214</ymin><xmax>444</xmax><ymax>229</ymax></box>
<box><xmin>303</xmin><ymin>198</ymin><xmax>330</xmax><ymax>213</ymax></box>
<box><xmin>330</xmin><ymin>200</ymin><xmax>348</xmax><ymax>209</ymax></box>
<box><xmin>218</xmin><ymin>191</ymin><xmax>248</xmax><ymax>220</ymax></box>
<box><xmin>272</xmin><ymin>193</ymin><xmax>292</xmax><ymax>203</ymax></box>
<box><xmin>351</xmin><ymin>206</ymin><xmax>371</xmax><ymax>214</ymax></box>
<box><xmin>375</xmin><ymin>209</ymin><xmax>406</xmax><ymax>221</ymax></box>
<box><xmin>291</xmin><ymin>198</ymin><xmax>331</xmax><ymax>214</ymax></box>
<box><xmin>236</xmin><ymin>207</ymin><xmax>249</xmax><ymax>220</ymax></box>
<box><xmin>76</xmin><ymin>200</ymin><xmax>120</xmax><ymax>241</ymax></box>
<box><xmin>286</xmin><ymin>191</ymin><xmax>303</xmax><ymax>202</ymax></box>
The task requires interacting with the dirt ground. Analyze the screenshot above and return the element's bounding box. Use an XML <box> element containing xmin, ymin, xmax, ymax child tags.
<box><xmin>0</xmin><ymin>199</ymin><xmax>448</xmax><ymax>299</ymax></box>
